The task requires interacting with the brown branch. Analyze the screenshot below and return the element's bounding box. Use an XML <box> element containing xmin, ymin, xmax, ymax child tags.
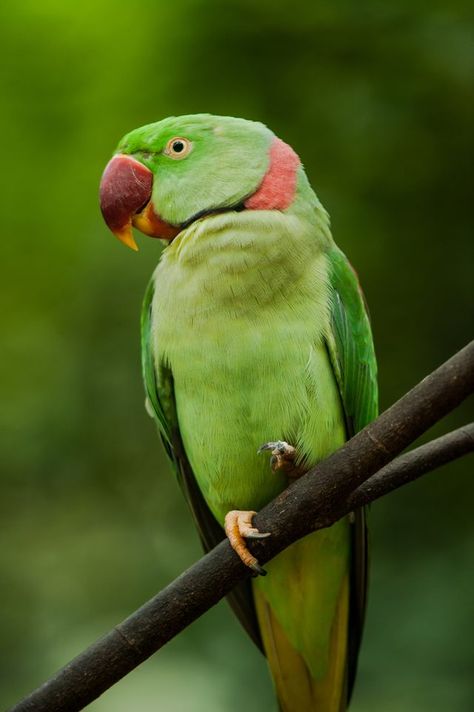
<box><xmin>346</xmin><ymin>423</ymin><xmax>474</xmax><ymax>510</ymax></box>
<box><xmin>8</xmin><ymin>341</ymin><xmax>474</xmax><ymax>712</ymax></box>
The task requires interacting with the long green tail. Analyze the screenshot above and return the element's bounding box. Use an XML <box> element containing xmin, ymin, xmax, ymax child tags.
<box><xmin>253</xmin><ymin>522</ymin><xmax>350</xmax><ymax>711</ymax></box>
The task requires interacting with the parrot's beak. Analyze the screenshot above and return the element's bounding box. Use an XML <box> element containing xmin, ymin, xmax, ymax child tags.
<box><xmin>99</xmin><ymin>154</ymin><xmax>153</xmax><ymax>251</ymax></box>
<box><xmin>100</xmin><ymin>153</ymin><xmax>205</xmax><ymax>250</ymax></box>
<box><xmin>100</xmin><ymin>154</ymin><xmax>181</xmax><ymax>250</ymax></box>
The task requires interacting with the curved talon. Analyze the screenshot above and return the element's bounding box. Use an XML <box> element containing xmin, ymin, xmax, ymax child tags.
<box><xmin>250</xmin><ymin>561</ymin><xmax>267</xmax><ymax>576</ymax></box>
<box><xmin>245</xmin><ymin>530</ymin><xmax>271</xmax><ymax>539</ymax></box>
<box><xmin>224</xmin><ymin>510</ymin><xmax>270</xmax><ymax>576</ymax></box>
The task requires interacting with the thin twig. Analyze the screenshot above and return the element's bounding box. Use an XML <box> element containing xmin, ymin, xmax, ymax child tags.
<box><xmin>8</xmin><ymin>341</ymin><xmax>474</xmax><ymax>712</ymax></box>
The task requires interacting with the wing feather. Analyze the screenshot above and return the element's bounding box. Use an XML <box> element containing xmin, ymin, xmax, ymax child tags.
<box><xmin>326</xmin><ymin>246</ymin><xmax>378</xmax><ymax>700</ymax></box>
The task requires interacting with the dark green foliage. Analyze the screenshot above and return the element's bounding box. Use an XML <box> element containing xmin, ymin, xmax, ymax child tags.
<box><xmin>1</xmin><ymin>2</ymin><xmax>472</xmax><ymax>710</ymax></box>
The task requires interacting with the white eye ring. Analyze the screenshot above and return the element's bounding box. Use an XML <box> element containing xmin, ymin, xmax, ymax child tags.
<box><xmin>164</xmin><ymin>137</ymin><xmax>192</xmax><ymax>159</ymax></box>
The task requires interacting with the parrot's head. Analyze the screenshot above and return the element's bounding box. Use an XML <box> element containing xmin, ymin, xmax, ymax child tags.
<box><xmin>99</xmin><ymin>114</ymin><xmax>302</xmax><ymax>251</ymax></box>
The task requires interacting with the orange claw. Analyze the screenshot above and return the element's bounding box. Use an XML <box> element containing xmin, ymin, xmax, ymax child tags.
<box><xmin>224</xmin><ymin>510</ymin><xmax>270</xmax><ymax>576</ymax></box>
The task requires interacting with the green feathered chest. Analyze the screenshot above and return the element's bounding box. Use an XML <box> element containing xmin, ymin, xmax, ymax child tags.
<box><xmin>150</xmin><ymin>219</ymin><xmax>345</xmax><ymax>522</ymax></box>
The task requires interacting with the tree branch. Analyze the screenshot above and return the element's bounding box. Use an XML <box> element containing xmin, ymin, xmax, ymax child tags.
<box><xmin>9</xmin><ymin>341</ymin><xmax>474</xmax><ymax>712</ymax></box>
<box><xmin>347</xmin><ymin>423</ymin><xmax>474</xmax><ymax>510</ymax></box>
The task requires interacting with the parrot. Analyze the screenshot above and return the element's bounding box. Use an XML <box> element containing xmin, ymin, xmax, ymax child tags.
<box><xmin>99</xmin><ymin>114</ymin><xmax>378</xmax><ymax>712</ymax></box>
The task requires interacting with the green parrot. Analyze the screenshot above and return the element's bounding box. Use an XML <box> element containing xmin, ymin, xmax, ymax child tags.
<box><xmin>99</xmin><ymin>114</ymin><xmax>377</xmax><ymax>711</ymax></box>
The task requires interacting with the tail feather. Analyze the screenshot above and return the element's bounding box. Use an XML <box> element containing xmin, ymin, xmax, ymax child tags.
<box><xmin>254</xmin><ymin>574</ymin><xmax>350</xmax><ymax>712</ymax></box>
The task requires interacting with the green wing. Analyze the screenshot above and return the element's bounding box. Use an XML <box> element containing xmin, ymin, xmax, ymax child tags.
<box><xmin>326</xmin><ymin>247</ymin><xmax>378</xmax><ymax>435</ymax></box>
<box><xmin>326</xmin><ymin>245</ymin><xmax>378</xmax><ymax>699</ymax></box>
<box><xmin>141</xmin><ymin>276</ymin><xmax>263</xmax><ymax>650</ymax></box>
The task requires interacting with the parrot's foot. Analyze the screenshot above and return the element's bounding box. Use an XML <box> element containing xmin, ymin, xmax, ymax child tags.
<box><xmin>258</xmin><ymin>440</ymin><xmax>305</xmax><ymax>479</ymax></box>
<box><xmin>224</xmin><ymin>510</ymin><xmax>270</xmax><ymax>576</ymax></box>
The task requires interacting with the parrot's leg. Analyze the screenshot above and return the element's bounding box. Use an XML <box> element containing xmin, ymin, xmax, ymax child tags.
<box><xmin>224</xmin><ymin>510</ymin><xmax>270</xmax><ymax>576</ymax></box>
<box><xmin>258</xmin><ymin>440</ymin><xmax>306</xmax><ymax>479</ymax></box>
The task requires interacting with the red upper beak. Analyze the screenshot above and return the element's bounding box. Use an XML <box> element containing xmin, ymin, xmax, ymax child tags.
<box><xmin>99</xmin><ymin>154</ymin><xmax>153</xmax><ymax>251</ymax></box>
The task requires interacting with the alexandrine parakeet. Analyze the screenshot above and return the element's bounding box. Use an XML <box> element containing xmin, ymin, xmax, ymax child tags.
<box><xmin>100</xmin><ymin>114</ymin><xmax>377</xmax><ymax>712</ymax></box>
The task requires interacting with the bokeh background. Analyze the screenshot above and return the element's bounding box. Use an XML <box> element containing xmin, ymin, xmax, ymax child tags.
<box><xmin>1</xmin><ymin>1</ymin><xmax>473</xmax><ymax>710</ymax></box>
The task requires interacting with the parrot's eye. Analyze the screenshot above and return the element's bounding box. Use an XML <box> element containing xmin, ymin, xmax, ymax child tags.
<box><xmin>165</xmin><ymin>137</ymin><xmax>192</xmax><ymax>159</ymax></box>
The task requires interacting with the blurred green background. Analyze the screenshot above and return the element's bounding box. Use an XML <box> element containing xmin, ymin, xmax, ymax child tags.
<box><xmin>1</xmin><ymin>1</ymin><xmax>473</xmax><ymax>710</ymax></box>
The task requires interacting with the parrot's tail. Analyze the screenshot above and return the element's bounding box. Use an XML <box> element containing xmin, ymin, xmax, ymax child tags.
<box><xmin>253</xmin><ymin>570</ymin><xmax>349</xmax><ymax>712</ymax></box>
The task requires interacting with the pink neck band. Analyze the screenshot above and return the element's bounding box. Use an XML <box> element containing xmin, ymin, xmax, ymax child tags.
<box><xmin>244</xmin><ymin>137</ymin><xmax>300</xmax><ymax>211</ymax></box>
